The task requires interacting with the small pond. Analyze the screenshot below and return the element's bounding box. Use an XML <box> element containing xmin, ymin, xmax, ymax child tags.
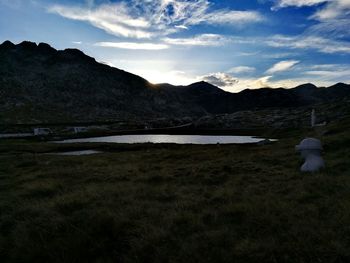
<box><xmin>57</xmin><ymin>134</ymin><xmax>273</xmax><ymax>145</ymax></box>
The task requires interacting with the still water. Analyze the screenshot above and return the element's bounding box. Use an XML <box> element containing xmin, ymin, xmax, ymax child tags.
<box><xmin>58</xmin><ymin>134</ymin><xmax>272</xmax><ymax>145</ymax></box>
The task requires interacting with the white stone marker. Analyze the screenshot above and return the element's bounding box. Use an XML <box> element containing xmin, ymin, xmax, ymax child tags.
<box><xmin>295</xmin><ymin>138</ymin><xmax>325</xmax><ymax>172</ymax></box>
<box><xmin>311</xmin><ymin>109</ymin><xmax>316</xmax><ymax>127</ymax></box>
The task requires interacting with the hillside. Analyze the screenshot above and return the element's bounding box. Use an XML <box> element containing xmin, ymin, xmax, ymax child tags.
<box><xmin>0</xmin><ymin>41</ymin><xmax>205</xmax><ymax>123</ymax></box>
<box><xmin>0</xmin><ymin>40</ymin><xmax>350</xmax><ymax>124</ymax></box>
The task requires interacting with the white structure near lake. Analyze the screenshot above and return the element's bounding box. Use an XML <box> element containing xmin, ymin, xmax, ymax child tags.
<box><xmin>296</xmin><ymin>138</ymin><xmax>325</xmax><ymax>172</ymax></box>
<box><xmin>311</xmin><ymin>109</ymin><xmax>316</xmax><ymax>127</ymax></box>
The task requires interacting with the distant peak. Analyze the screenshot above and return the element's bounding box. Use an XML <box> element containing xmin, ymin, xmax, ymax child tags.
<box><xmin>330</xmin><ymin>82</ymin><xmax>347</xmax><ymax>87</ymax></box>
<box><xmin>189</xmin><ymin>81</ymin><xmax>216</xmax><ymax>88</ymax></box>
<box><xmin>56</xmin><ymin>48</ymin><xmax>95</xmax><ymax>63</ymax></box>
<box><xmin>63</xmin><ymin>48</ymin><xmax>85</xmax><ymax>55</ymax></box>
<box><xmin>293</xmin><ymin>83</ymin><xmax>317</xmax><ymax>90</ymax></box>
<box><xmin>62</xmin><ymin>48</ymin><xmax>92</xmax><ymax>59</ymax></box>
<box><xmin>17</xmin><ymin>41</ymin><xmax>38</xmax><ymax>49</ymax></box>
<box><xmin>38</xmin><ymin>42</ymin><xmax>56</xmax><ymax>53</ymax></box>
<box><xmin>0</xmin><ymin>40</ymin><xmax>15</xmax><ymax>49</ymax></box>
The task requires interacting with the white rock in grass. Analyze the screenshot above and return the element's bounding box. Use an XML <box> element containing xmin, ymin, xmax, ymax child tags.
<box><xmin>295</xmin><ymin>138</ymin><xmax>325</xmax><ymax>172</ymax></box>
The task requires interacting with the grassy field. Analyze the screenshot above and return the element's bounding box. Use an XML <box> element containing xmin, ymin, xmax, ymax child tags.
<box><xmin>0</xmin><ymin>119</ymin><xmax>350</xmax><ymax>263</ymax></box>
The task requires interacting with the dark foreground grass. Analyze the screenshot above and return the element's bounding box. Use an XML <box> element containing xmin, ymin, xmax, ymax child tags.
<box><xmin>0</xmin><ymin>120</ymin><xmax>350</xmax><ymax>263</ymax></box>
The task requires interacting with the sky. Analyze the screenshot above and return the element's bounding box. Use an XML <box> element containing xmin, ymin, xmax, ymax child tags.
<box><xmin>0</xmin><ymin>0</ymin><xmax>350</xmax><ymax>92</ymax></box>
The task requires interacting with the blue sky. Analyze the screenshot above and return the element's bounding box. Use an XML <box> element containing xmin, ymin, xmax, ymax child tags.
<box><xmin>1</xmin><ymin>0</ymin><xmax>350</xmax><ymax>91</ymax></box>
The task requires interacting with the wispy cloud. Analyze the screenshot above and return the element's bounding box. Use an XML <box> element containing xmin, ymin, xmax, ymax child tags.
<box><xmin>191</xmin><ymin>9</ymin><xmax>264</xmax><ymax>25</ymax></box>
<box><xmin>122</xmin><ymin>31</ymin><xmax>350</xmax><ymax>53</ymax></box>
<box><xmin>305</xmin><ymin>19</ymin><xmax>350</xmax><ymax>39</ymax></box>
<box><xmin>266</xmin><ymin>60</ymin><xmax>299</xmax><ymax>74</ymax></box>
<box><xmin>227</xmin><ymin>66</ymin><xmax>256</xmax><ymax>74</ymax></box>
<box><xmin>306</xmin><ymin>69</ymin><xmax>350</xmax><ymax>78</ymax></box>
<box><xmin>48</xmin><ymin>3</ymin><xmax>152</xmax><ymax>38</ymax></box>
<box><xmin>159</xmin><ymin>31</ymin><xmax>350</xmax><ymax>52</ymax></box>
<box><xmin>266</xmin><ymin>35</ymin><xmax>350</xmax><ymax>53</ymax></box>
<box><xmin>163</xmin><ymin>34</ymin><xmax>228</xmax><ymax>46</ymax></box>
<box><xmin>272</xmin><ymin>0</ymin><xmax>327</xmax><ymax>10</ymax></box>
<box><xmin>94</xmin><ymin>42</ymin><xmax>169</xmax><ymax>50</ymax></box>
<box><xmin>305</xmin><ymin>64</ymin><xmax>350</xmax><ymax>82</ymax></box>
<box><xmin>273</xmin><ymin>0</ymin><xmax>350</xmax><ymax>39</ymax></box>
<box><xmin>310</xmin><ymin>64</ymin><xmax>350</xmax><ymax>70</ymax></box>
<box><xmin>310</xmin><ymin>0</ymin><xmax>350</xmax><ymax>21</ymax></box>
<box><xmin>48</xmin><ymin>0</ymin><xmax>264</xmax><ymax>39</ymax></box>
<box><xmin>174</xmin><ymin>25</ymin><xmax>188</xmax><ymax>30</ymax></box>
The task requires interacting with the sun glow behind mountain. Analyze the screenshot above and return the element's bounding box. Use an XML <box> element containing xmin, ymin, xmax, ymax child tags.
<box><xmin>133</xmin><ymin>69</ymin><xmax>197</xmax><ymax>86</ymax></box>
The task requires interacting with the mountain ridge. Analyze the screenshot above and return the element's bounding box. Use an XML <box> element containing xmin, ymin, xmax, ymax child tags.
<box><xmin>0</xmin><ymin>40</ymin><xmax>349</xmax><ymax>124</ymax></box>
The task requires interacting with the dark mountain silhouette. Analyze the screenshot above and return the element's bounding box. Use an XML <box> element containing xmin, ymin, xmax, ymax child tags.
<box><xmin>0</xmin><ymin>41</ymin><xmax>206</xmax><ymax>123</ymax></box>
<box><xmin>0</xmin><ymin>40</ymin><xmax>349</xmax><ymax>123</ymax></box>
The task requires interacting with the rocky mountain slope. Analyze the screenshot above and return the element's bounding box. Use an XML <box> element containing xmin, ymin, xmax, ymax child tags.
<box><xmin>0</xmin><ymin>40</ymin><xmax>349</xmax><ymax>124</ymax></box>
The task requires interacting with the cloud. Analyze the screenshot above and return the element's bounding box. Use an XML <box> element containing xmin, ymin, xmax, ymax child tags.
<box><xmin>272</xmin><ymin>0</ymin><xmax>350</xmax><ymax>40</ymax></box>
<box><xmin>174</xmin><ymin>25</ymin><xmax>188</xmax><ymax>30</ymax></box>
<box><xmin>199</xmin><ymin>72</ymin><xmax>340</xmax><ymax>92</ymax></box>
<box><xmin>164</xmin><ymin>34</ymin><xmax>261</xmax><ymax>47</ymax></box>
<box><xmin>268</xmin><ymin>0</ymin><xmax>350</xmax><ymax>68</ymax></box>
<box><xmin>310</xmin><ymin>64</ymin><xmax>349</xmax><ymax>70</ymax></box>
<box><xmin>48</xmin><ymin>3</ymin><xmax>152</xmax><ymax>38</ymax></box>
<box><xmin>266</xmin><ymin>60</ymin><xmax>299</xmax><ymax>74</ymax></box>
<box><xmin>201</xmin><ymin>73</ymin><xmax>239</xmax><ymax>88</ymax></box>
<box><xmin>163</xmin><ymin>34</ymin><xmax>228</xmax><ymax>46</ymax></box>
<box><xmin>94</xmin><ymin>41</ymin><xmax>169</xmax><ymax>50</ymax></box>
<box><xmin>272</xmin><ymin>0</ymin><xmax>327</xmax><ymax>9</ymax></box>
<box><xmin>218</xmin><ymin>34</ymin><xmax>350</xmax><ymax>55</ymax></box>
<box><xmin>261</xmin><ymin>52</ymin><xmax>297</xmax><ymax>59</ymax></box>
<box><xmin>72</xmin><ymin>41</ymin><xmax>82</xmax><ymax>45</ymax></box>
<box><xmin>199</xmin><ymin>73</ymin><xmax>280</xmax><ymax>92</ymax></box>
<box><xmin>48</xmin><ymin>0</ymin><xmax>264</xmax><ymax>39</ymax></box>
<box><xmin>199</xmin><ymin>73</ymin><xmax>277</xmax><ymax>92</ymax></box>
<box><xmin>191</xmin><ymin>9</ymin><xmax>264</xmax><ymax>25</ymax></box>
<box><xmin>266</xmin><ymin>35</ymin><xmax>350</xmax><ymax>53</ymax></box>
<box><xmin>306</xmin><ymin>70</ymin><xmax>350</xmax><ymax>78</ymax></box>
<box><xmin>200</xmin><ymin>64</ymin><xmax>349</xmax><ymax>92</ymax></box>
<box><xmin>227</xmin><ymin>66</ymin><xmax>256</xmax><ymax>74</ymax></box>
<box><xmin>311</xmin><ymin>0</ymin><xmax>350</xmax><ymax>21</ymax></box>
<box><xmin>273</xmin><ymin>0</ymin><xmax>350</xmax><ymax>38</ymax></box>
<box><xmin>236</xmin><ymin>51</ymin><xmax>260</xmax><ymax>56</ymax></box>
<box><xmin>305</xmin><ymin>19</ymin><xmax>350</xmax><ymax>39</ymax></box>
<box><xmin>305</xmin><ymin>64</ymin><xmax>350</xmax><ymax>82</ymax></box>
